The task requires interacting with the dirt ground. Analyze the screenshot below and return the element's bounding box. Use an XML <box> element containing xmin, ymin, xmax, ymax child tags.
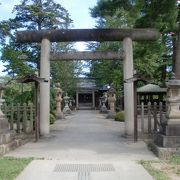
<box><xmin>151</xmin><ymin>161</ymin><xmax>180</xmax><ymax>180</ymax></box>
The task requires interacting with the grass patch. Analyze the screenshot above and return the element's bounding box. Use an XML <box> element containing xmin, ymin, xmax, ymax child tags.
<box><xmin>169</xmin><ymin>154</ymin><xmax>180</xmax><ymax>175</ymax></box>
<box><xmin>0</xmin><ymin>157</ymin><xmax>33</xmax><ymax>180</ymax></box>
<box><xmin>139</xmin><ymin>160</ymin><xmax>170</xmax><ymax>180</ymax></box>
<box><xmin>169</xmin><ymin>154</ymin><xmax>180</xmax><ymax>165</ymax></box>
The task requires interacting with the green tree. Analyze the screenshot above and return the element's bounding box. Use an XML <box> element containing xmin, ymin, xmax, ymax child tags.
<box><xmin>0</xmin><ymin>0</ymin><xmax>82</xmax><ymax>103</ymax></box>
<box><xmin>89</xmin><ymin>0</ymin><xmax>179</xmax><ymax>89</ymax></box>
<box><xmin>134</xmin><ymin>0</ymin><xmax>178</xmax><ymax>82</ymax></box>
<box><xmin>89</xmin><ymin>3</ymin><xmax>140</xmax><ymax>96</ymax></box>
<box><xmin>0</xmin><ymin>0</ymin><xmax>72</xmax><ymax>76</ymax></box>
<box><xmin>50</xmin><ymin>42</ymin><xmax>83</xmax><ymax>95</ymax></box>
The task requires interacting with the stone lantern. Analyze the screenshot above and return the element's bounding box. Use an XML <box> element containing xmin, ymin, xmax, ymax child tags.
<box><xmin>100</xmin><ymin>93</ymin><xmax>108</xmax><ymax>113</ymax></box>
<box><xmin>55</xmin><ymin>83</ymin><xmax>64</xmax><ymax>119</ymax></box>
<box><xmin>154</xmin><ymin>75</ymin><xmax>180</xmax><ymax>147</ymax></box>
<box><xmin>63</xmin><ymin>93</ymin><xmax>72</xmax><ymax>115</ymax></box>
<box><xmin>166</xmin><ymin>80</ymin><xmax>180</xmax><ymax>124</ymax></box>
<box><xmin>107</xmin><ymin>85</ymin><xmax>116</xmax><ymax>118</ymax></box>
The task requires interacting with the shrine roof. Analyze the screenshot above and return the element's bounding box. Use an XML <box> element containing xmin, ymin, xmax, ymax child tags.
<box><xmin>137</xmin><ymin>84</ymin><xmax>167</xmax><ymax>93</ymax></box>
<box><xmin>76</xmin><ymin>78</ymin><xmax>98</xmax><ymax>90</ymax></box>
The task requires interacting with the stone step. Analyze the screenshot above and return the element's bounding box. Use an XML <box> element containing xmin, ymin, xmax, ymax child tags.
<box><xmin>78</xmin><ymin>107</ymin><xmax>93</xmax><ymax>110</ymax></box>
<box><xmin>79</xmin><ymin>103</ymin><xmax>92</xmax><ymax>107</ymax></box>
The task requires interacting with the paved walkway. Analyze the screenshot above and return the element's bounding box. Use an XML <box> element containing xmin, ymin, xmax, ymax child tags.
<box><xmin>5</xmin><ymin>110</ymin><xmax>157</xmax><ymax>180</ymax></box>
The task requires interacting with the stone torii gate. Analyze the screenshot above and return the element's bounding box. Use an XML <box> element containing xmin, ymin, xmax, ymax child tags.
<box><xmin>16</xmin><ymin>28</ymin><xmax>159</xmax><ymax>136</ymax></box>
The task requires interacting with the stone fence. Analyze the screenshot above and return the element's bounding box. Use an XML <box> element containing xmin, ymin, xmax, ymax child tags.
<box><xmin>2</xmin><ymin>103</ymin><xmax>35</xmax><ymax>134</ymax></box>
<box><xmin>138</xmin><ymin>102</ymin><xmax>167</xmax><ymax>135</ymax></box>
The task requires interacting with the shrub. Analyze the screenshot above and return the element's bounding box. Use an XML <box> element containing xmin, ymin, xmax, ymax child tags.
<box><xmin>50</xmin><ymin>113</ymin><xmax>56</xmax><ymax>124</ymax></box>
<box><xmin>114</xmin><ymin>111</ymin><xmax>125</xmax><ymax>121</ymax></box>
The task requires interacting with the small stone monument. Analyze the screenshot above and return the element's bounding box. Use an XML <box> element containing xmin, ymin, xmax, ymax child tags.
<box><xmin>154</xmin><ymin>74</ymin><xmax>180</xmax><ymax>147</ymax></box>
<box><xmin>55</xmin><ymin>83</ymin><xmax>64</xmax><ymax>119</ymax></box>
<box><xmin>107</xmin><ymin>85</ymin><xmax>116</xmax><ymax>118</ymax></box>
<box><xmin>100</xmin><ymin>93</ymin><xmax>108</xmax><ymax>113</ymax></box>
<box><xmin>63</xmin><ymin>93</ymin><xmax>72</xmax><ymax>115</ymax></box>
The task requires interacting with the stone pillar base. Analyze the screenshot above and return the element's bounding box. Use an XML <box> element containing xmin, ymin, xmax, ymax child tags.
<box><xmin>164</xmin><ymin>124</ymin><xmax>180</xmax><ymax>136</ymax></box>
<box><xmin>154</xmin><ymin>132</ymin><xmax>180</xmax><ymax>148</ymax></box>
<box><xmin>63</xmin><ymin>107</ymin><xmax>72</xmax><ymax>115</ymax></box>
<box><xmin>100</xmin><ymin>106</ymin><xmax>108</xmax><ymax>114</ymax></box>
<box><xmin>154</xmin><ymin>123</ymin><xmax>180</xmax><ymax>148</ymax></box>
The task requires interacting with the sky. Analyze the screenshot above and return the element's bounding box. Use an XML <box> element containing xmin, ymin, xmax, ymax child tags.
<box><xmin>0</xmin><ymin>0</ymin><xmax>98</xmax><ymax>75</ymax></box>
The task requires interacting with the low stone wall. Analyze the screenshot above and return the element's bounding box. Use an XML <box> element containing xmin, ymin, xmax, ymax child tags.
<box><xmin>147</xmin><ymin>140</ymin><xmax>180</xmax><ymax>159</ymax></box>
<box><xmin>0</xmin><ymin>132</ymin><xmax>33</xmax><ymax>156</ymax></box>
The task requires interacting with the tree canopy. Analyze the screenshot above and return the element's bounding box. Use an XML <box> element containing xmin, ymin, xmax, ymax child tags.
<box><xmin>89</xmin><ymin>0</ymin><xmax>179</xmax><ymax>97</ymax></box>
<box><xmin>0</xmin><ymin>0</ymin><xmax>81</xmax><ymax>96</ymax></box>
<box><xmin>0</xmin><ymin>0</ymin><xmax>83</xmax><ymax>112</ymax></box>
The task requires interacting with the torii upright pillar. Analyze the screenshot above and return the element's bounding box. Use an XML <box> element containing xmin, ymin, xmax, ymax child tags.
<box><xmin>40</xmin><ymin>38</ymin><xmax>50</xmax><ymax>135</ymax></box>
<box><xmin>123</xmin><ymin>37</ymin><xmax>134</xmax><ymax>136</ymax></box>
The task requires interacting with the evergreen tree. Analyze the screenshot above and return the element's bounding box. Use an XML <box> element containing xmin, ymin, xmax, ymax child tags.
<box><xmin>89</xmin><ymin>0</ymin><xmax>179</xmax><ymax>91</ymax></box>
<box><xmin>0</xmin><ymin>0</ymin><xmax>72</xmax><ymax>76</ymax></box>
<box><xmin>0</xmin><ymin>0</ymin><xmax>83</xmax><ymax>100</ymax></box>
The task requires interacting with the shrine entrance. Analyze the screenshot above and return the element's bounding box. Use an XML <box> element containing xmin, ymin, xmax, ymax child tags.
<box><xmin>78</xmin><ymin>93</ymin><xmax>92</xmax><ymax>108</ymax></box>
<box><xmin>75</xmin><ymin>78</ymin><xmax>98</xmax><ymax>110</ymax></box>
<box><xmin>16</xmin><ymin>28</ymin><xmax>159</xmax><ymax>137</ymax></box>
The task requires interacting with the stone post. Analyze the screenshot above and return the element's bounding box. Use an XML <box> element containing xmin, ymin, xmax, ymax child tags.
<box><xmin>63</xmin><ymin>93</ymin><xmax>71</xmax><ymax>115</ymax></box>
<box><xmin>40</xmin><ymin>38</ymin><xmax>50</xmax><ymax>135</ymax></box>
<box><xmin>76</xmin><ymin>91</ymin><xmax>79</xmax><ymax>110</ymax></box>
<box><xmin>123</xmin><ymin>37</ymin><xmax>134</xmax><ymax>136</ymax></box>
<box><xmin>55</xmin><ymin>83</ymin><xmax>64</xmax><ymax>119</ymax></box>
<box><xmin>92</xmin><ymin>90</ymin><xmax>95</xmax><ymax>109</ymax></box>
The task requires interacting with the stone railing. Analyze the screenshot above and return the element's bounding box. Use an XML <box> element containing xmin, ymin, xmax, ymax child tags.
<box><xmin>2</xmin><ymin>103</ymin><xmax>35</xmax><ymax>134</ymax></box>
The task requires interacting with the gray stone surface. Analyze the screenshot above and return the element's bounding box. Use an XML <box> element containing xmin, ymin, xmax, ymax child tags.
<box><xmin>6</xmin><ymin>111</ymin><xmax>157</xmax><ymax>161</ymax></box>
<box><xmin>5</xmin><ymin>110</ymin><xmax>157</xmax><ymax>179</ymax></box>
<box><xmin>16</xmin><ymin>160</ymin><xmax>153</xmax><ymax>180</ymax></box>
